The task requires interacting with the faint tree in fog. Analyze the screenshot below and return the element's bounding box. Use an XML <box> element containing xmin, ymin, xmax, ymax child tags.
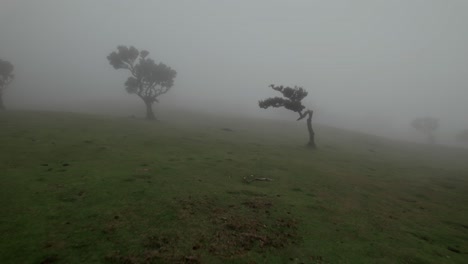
<box><xmin>0</xmin><ymin>59</ymin><xmax>14</xmax><ymax>110</ymax></box>
<box><xmin>107</xmin><ymin>46</ymin><xmax>177</xmax><ymax>120</ymax></box>
<box><xmin>411</xmin><ymin>117</ymin><xmax>439</xmax><ymax>144</ymax></box>
<box><xmin>259</xmin><ymin>84</ymin><xmax>316</xmax><ymax>148</ymax></box>
<box><xmin>456</xmin><ymin>130</ymin><xmax>468</xmax><ymax>143</ymax></box>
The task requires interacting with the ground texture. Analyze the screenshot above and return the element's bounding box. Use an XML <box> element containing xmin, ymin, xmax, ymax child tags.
<box><xmin>1</xmin><ymin>111</ymin><xmax>467</xmax><ymax>263</ymax></box>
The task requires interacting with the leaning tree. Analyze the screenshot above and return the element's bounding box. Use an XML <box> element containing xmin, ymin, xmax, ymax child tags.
<box><xmin>107</xmin><ymin>46</ymin><xmax>177</xmax><ymax>120</ymax></box>
<box><xmin>0</xmin><ymin>59</ymin><xmax>14</xmax><ymax>110</ymax></box>
<box><xmin>259</xmin><ymin>84</ymin><xmax>316</xmax><ymax>148</ymax></box>
<box><xmin>411</xmin><ymin>117</ymin><xmax>439</xmax><ymax>144</ymax></box>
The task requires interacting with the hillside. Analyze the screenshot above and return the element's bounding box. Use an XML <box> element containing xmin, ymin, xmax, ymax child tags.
<box><xmin>1</xmin><ymin>111</ymin><xmax>467</xmax><ymax>263</ymax></box>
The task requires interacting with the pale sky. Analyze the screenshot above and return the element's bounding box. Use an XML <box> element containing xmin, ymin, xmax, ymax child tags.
<box><xmin>1</xmin><ymin>0</ymin><xmax>467</xmax><ymax>142</ymax></box>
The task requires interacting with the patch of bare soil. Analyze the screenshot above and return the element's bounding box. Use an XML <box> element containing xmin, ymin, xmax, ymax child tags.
<box><xmin>209</xmin><ymin>214</ymin><xmax>298</xmax><ymax>257</ymax></box>
<box><xmin>39</xmin><ymin>254</ymin><xmax>59</xmax><ymax>264</ymax></box>
<box><xmin>105</xmin><ymin>195</ymin><xmax>299</xmax><ymax>263</ymax></box>
<box><xmin>105</xmin><ymin>249</ymin><xmax>201</xmax><ymax>264</ymax></box>
<box><xmin>179</xmin><ymin>196</ymin><xmax>299</xmax><ymax>258</ymax></box>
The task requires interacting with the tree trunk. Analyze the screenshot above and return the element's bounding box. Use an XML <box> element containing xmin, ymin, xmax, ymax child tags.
<box><xmin>0</xmin><ymin>94</ymin><xmax>4</xmax><ymax>110</ymax></box>
<box><xmin>306</xmin><ymin>110</ymin><xmax>316</xmax><ymax>148</ymax></box>
<box><xmin>144</xmin><ymin>100</ymin><xmax>156</xmax><ymax>120</ymax></box>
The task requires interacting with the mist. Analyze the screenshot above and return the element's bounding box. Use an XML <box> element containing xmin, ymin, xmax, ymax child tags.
<box><xmin>1</xmin><ymin>0</ymin><xmax>467</xmax><ymax>146</ymax></box>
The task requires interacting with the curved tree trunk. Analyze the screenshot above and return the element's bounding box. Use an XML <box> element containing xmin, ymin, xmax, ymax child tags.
<box><xmin>306</xmin><ymin>110</ymin><xmax>316</xmax><ymax>148</ymax></box>
<box><xmin>144</xmin><ymin>100</ymin><xmax>156</xmax><ymax>120</ymax></box>
<box><xmin>298</xmin><ymin>110</ymin><xmax>316</xmax><ymax>148</ymax></box>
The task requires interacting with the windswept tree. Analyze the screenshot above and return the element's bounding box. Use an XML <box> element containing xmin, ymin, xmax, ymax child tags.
<box><xmin>107</xmin><ymin>46</ymin><xmax>177</xmax><ymax>120</ymax></box>
<box><xmin>411</xmin><ymin>117</ymin><xmax>439</xmax><ymax>144</ymax></box>
<box><xmin>0</xmin><ymin>59</ymin><xmax>14</xmax><ymax>110</ymax></box>
<box><xmin>259</xmin><ymin>84</ymin><xmax>316</xmax><ymax>148</ymax></box>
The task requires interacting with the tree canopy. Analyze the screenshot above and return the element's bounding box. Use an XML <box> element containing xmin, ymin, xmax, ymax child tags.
<box><xmin>411</xmin><ymin>117</ymin><xmax>439</xmax><ymax>134</ymax></box>
<box><xmin>259</xmin><ymin>84</ymin><xmax>308</xmax><ymax>114</ymax></box>
<box><xmin>259</xmin><ymin>84</ymin><xmax>316</xmax><ymax>148</ymax></box>
<box><xmin>107</xmin><ymin>46</ymin><xmax>176</xmax><ymax>119</ymax></box>
<box><xmin>411</xmin><ymin>117</ymin><xmax>439</xmax><ymax>144</ymax></box>
<box><xmin>0</xmin><ymin>59</ymin><xmax>14</xmax><ymax>90</ymax></box>
<box><xmin>0</xmin><ymin>59</ymin><xmax>14</xmax><ymax>110</ymax></box>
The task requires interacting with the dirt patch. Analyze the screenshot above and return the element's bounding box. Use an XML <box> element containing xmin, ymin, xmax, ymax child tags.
<box><xmin>143</xmin><ymin>234</ymin><xmax>178</xmax><ymax>251</ymax></box>
<box><xmin>209</xmin><ymin>214</ymin><xmax>298</xmax><ymax>257</ymax></box>
<box><xmin>178</xmin><ymin>196</ymin><xmax>299</xmax><ymax>258</ymax></box>
<box><xmin>105</xmin><ymin>196</ymin><xmax>300</xmax><ymax>262</ymax></box>
<box><xmin>242</xmin><ymin>197</ymin><xmax>273</xmax><ymax>210</ymax></box>
<box><xmin>105</xmin><ymin>250</ymin><xmax>201</xmax><ymax>264</ymax></box>
<box><xmin>39</xmin><ymin>254</ymin><xmax>59</xmax><ymax>264</ymax></box>
<box><xmin>104</xmin><ymin>252</ymin><xmax>139</xmax><ymax>264</ymax></box>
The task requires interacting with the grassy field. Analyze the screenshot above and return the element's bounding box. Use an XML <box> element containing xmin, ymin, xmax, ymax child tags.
<box><xmin>0</xmin><ymin>110</ymin><xmax>467</xmax><ymax>264</ymax></box>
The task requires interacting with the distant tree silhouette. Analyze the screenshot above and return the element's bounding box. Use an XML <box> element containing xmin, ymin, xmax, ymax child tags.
<box><xmin>456</xmin><ymin>129</ymin><xmax>468</xmax><ymax>143</ymax></box>
<box><xmin>259</xmin><ymin>84</ymin><xmax>316</xmax><ymax>148</ymax></box>
<box><xmin>411</xmin><ymin>117</ymin><xmax>439</xmax><ymax>144</ymax></box>
<box><xmin>107</xmin><ymin>46</ymin><xmax>177</xmax><ymax>120</ymax></box>
<box><xmin>0</xmin><ymin>59</ymin><xmax>14</xmax><ymax>110</ymax></box>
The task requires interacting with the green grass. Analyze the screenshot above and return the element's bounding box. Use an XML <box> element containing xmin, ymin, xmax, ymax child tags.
<box><xmin>1</xmin><ymin>110</ymin><xmax>467</xmax><ymax>263</ymax></box>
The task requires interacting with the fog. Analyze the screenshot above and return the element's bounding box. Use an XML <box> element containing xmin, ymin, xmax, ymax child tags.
<box><xmin>1</xmin><ymin>0</ymin><xmax>467</xmax><ymax>145</ymax></box>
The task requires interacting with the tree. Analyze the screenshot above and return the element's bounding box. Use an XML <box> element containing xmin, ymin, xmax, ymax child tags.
<box><xmin>411</xmin><ymin>117</ymin><xmax>439</xmax><ymax>144</ymax></box>
<box><xmin>259</xmin><ymin>84</ymin><xmax>316</xmax><ymax>148</ymax></box>
<box><xmin>456</xmin><ymin>130</ymin><xmax>468</xmax><ymax>143</ymax></box>
<box><xmin>107</xmin><ymin>46</ymin><xmax>177</xmax><ymax>120</ymax></box>
<box><xmin>0</xmin><ymin>59</ymin><xmax>14</xmax><ymax>110</ymax></box>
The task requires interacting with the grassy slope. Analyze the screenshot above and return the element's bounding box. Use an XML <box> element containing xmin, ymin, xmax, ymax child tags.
<box><xmin>0</xmin><ymin>111</ymin><xmax>467</xmax><ymax>264</ymax></box>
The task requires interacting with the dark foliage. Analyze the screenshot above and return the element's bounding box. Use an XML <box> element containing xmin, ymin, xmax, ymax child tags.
<box><xmin>411</xmin><ymin>117</ymin><xmax>439</xmax><ymax>134</ymax></box>
<box><xmin>107</xmin><ymin>46</ymin><xmax>176</xmax><ymax>119</ymax></box>
<box><xmin>411</xmin><ymin>117</ymin><xmax>439</xmax><ymax>144</ymax></box>
<box><xmin>0</xmin><ymin>59</ymin><xmax>14</xmax><ymax>90</ymax></box>
<box><xmin>271</xmin><ymin>84</ymin><xmax>308</xmax><ymax>102</ymax></box>
<box><xmin>259</xmin><ymin>85</ymin><xmax>307</xmax><ymax>113</ymax></box>
<box><xmin>258</xmin><ymin>84</ymin><xmax>316</xmax><ymax>148</ymax></box>
<box><xmin>0</xmin><ymin>59</ymin><xmax>14</xmax><ymax>110</ymax></box>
